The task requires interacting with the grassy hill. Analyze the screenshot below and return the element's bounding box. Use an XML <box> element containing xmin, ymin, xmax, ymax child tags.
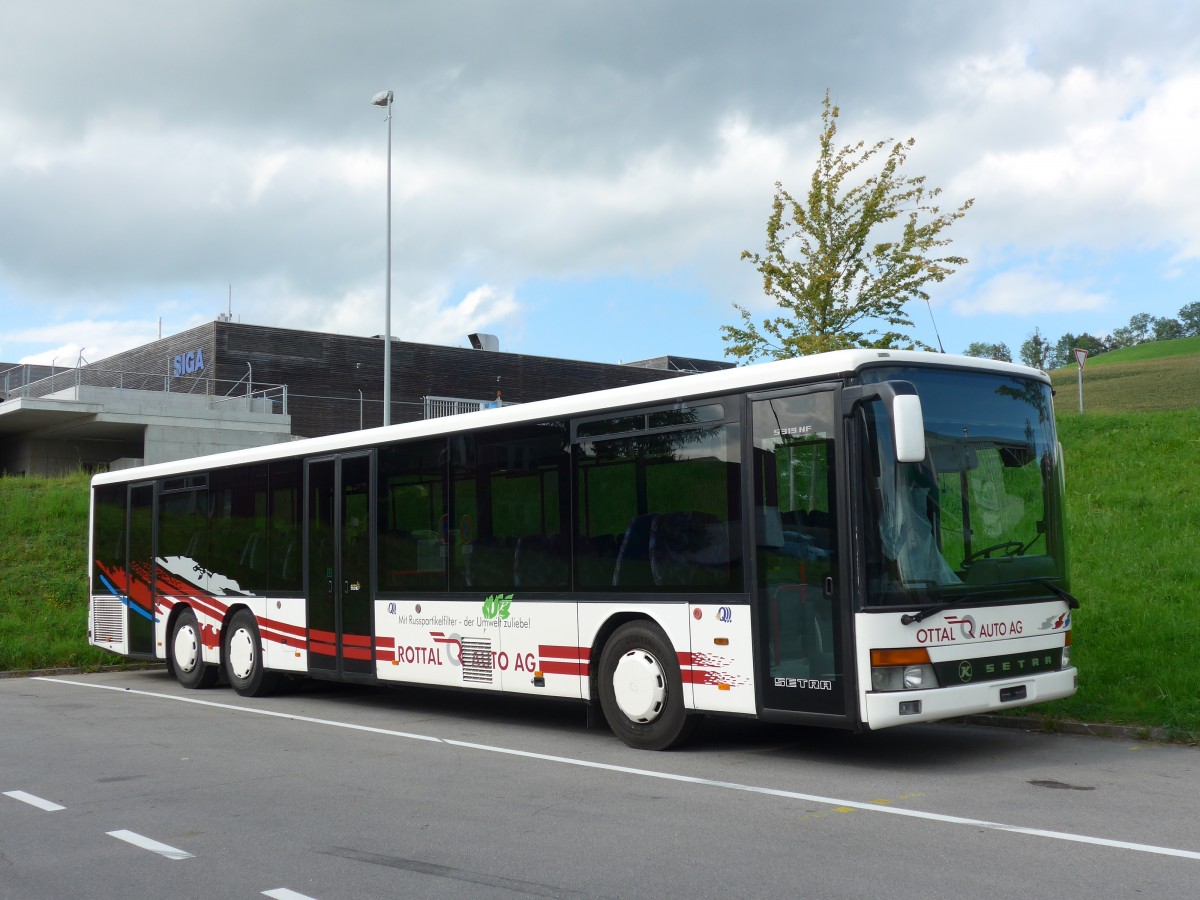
<box><xmin>3</xmin><ymin>343</ymin><xmax>1199</xmax><ymax>738</ymax></box>
<box><xmin>1048</xmin><ymin>336</ymin><xmax>1200</xmax><ymax>413</ymax></box>
<box><xmin>0</xmin><ymin>471</ymin><xmax>110</xmax><ymax>671</ymax></box>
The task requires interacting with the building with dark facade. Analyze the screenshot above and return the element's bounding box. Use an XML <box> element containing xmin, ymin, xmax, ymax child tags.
<box><xmin>0</xmin><ymin>320</ymin><xmax>730</xmax><ymax>474</ymax></box>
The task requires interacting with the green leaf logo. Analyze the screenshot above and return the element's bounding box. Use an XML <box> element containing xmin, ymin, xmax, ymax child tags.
<box><xmin>482</xmin><ymin>593</ymin><xmax>514</xmax><ymax>620</ymax></box>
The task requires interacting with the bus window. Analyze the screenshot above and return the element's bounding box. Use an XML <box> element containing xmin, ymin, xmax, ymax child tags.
<box><xmin>269</xmin><ymin>459</ymin><xmax>303</xmax><ymax>594</ymax></box>
<box><xmin>449</xmin><ymin>422</ymin><xmax>570</xmax><ymax>592</ymax></box>
<box><xmin>207</xmin><ymin>465</ymin><xmax>269</xmax><ymax>595</ymax></box>
<box><xmin>157</xmin><ymin>477</ymin><xmax>210</xmax><ymax>593</ymax></box>
<box><xmin>377</xmin><ymin>439</ymin><xmax>447</xmax><ymax>592</ymax></box>
<box><xmin>92</xmin><ymin>483</ymin><xmax>127</xmax><ymax>598</ymax></box>
<box><xmin>574</xmin><ymin>418</ymin><xmax>742</xmax><ymax>592</ymax></box>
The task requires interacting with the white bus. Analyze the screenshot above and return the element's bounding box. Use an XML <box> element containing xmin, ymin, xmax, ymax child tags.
<box><xmin>88</xmin><ymin>349</ymin><xmax>1077</xmax><ymax>749</ymax></box>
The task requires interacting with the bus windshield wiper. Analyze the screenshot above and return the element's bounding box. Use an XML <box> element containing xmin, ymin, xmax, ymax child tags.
<box><xmin>995</xmin><ymin>577</ymin><xmax>1081</xmax><ymax>609</ymax></box>
<box><xmin>900</xmin><ymin>578</ymin><xmax>1080</xmax><ymax>626</ymax></box>
<box><xmin>900</xmin><ymin>594</ymin><xmax>1007</xmax><ymax>625</ymax></box>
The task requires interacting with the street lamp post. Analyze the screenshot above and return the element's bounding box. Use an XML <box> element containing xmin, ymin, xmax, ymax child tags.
<box><xmin>371</xmin><ymin>89</ymin><xmax>394</xmax><ymax>426</ymax></box>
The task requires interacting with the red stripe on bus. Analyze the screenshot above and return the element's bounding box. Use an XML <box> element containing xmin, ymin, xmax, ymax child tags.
<box><xmin>538</xmin><ymin>645</ymin><xmax>590</xmax><ymax>661</ymax></box>
<box><xmin>263</xmin><ymin>617</ymin><xmax>307</xmax><ymax>639</ymax></box>
<box><xmin>200</xmin><ymin>623</ymin><xmax>221</xmax><ymax>650</ymax></box>
<box><xmin>309</xmin><ymin>628</ymin><xmax>336</xmax><ymax>643</ymax></box>
<box><xmin>184</xmin><ymin>595</ymin><xmax>228</xmax><ymax>624</ymax></box>
<box><xmin>539</xmin><ymin>660</ymin><xmax>589</xmax><ymax>677</ymax></box>
<box><xmin>342</xmin><ymin>646</ymin><xmax>374</xmax><ymax>661</ymax></box>
<box><xmin>341</xmin><ymin>633</ymin><xmax>372</xmax><ymax>647</ymax></box>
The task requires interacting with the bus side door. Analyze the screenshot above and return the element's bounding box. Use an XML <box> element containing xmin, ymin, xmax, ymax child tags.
<box><xmin>750</xmin><ymin>387</ymin><xmax>849</xmax><ymax>719</ymax></box>
<box><xmin>306</xmin><ymin>452</ymin><xmax>375</xmax><ymax>680</ymax></box>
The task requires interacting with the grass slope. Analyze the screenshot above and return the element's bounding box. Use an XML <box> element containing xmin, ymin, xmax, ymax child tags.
<box><xmin>0</xmin><ymin>471</ymin><xmax>109</xmax><ymax>670</ymax></box>
<box><xmin>1049</xmin><ymin>336</ymin><xmax>1200</xmax><ymax>414</ymax></box>
<box><xmin>1044</xmin><ymin>410</ymin><xmax>1200</xmax><ymax>738</ymax></box>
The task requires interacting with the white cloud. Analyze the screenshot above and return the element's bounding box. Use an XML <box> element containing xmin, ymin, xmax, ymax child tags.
<box><xmin>2</xmin><ymin>1</ymin><xmax>1200</xmax><ymax>366</ymax></box>
<box><xmin>931</xmin><ymin>50</ymin><xmax>1200</xmax><ymax>259</ymax></box>
<box><xmin>6</xmin><ymin>319</ymin><xmax>164</xmax><ymax>364</ymax></box>
<box><xmin>953</xmin><ymin>269</ymin><xmax>1110</xmax><ymax>317</ymax></box>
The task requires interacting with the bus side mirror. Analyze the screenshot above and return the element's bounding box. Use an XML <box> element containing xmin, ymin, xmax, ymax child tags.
<box><xmin>892</xmin><ymin>394</ymin><xmax>926</xmax><ymax>463</ymax></box>
<box><xmin>842</xmin><ymin>380</ymin><xmax>927</xmax><ymax>463</ymax></box>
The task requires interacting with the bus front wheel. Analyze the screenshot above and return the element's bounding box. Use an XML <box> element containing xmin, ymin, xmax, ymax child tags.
<box><xmin>222</xmin><ymin>609</ymin><xmax>281</xmax><ymax>697</ymax></box>
<box><xmin>170</xmin><ymin>608</ymin><xmax>218</xmax><ymax>689</ymax></box>
<box><xmin>598</xmin><ymin>621</ymin><xmax>697</xmax><ymax>750</ymax></box>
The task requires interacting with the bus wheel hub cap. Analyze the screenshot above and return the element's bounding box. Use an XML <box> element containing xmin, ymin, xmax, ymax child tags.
<box><xmin>174</xmin><ymin>626</ymin><xmax>199</xmax><ymax>672</ymax></box>
<box><xmin>229</xmin><ymin>628</ymin><xmax>255</xmax><ymax>680</ymax></box>
<box><xmin>612</xmin><ymin>649</ymin><xmax>666</xmax><ymax>723</ymax></box>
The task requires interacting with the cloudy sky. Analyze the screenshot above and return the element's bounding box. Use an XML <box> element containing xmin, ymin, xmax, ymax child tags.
<box><xmin>3</xmin><ymin>1</ymin><xmax>1199</xmax><ymax>371</ymax></box>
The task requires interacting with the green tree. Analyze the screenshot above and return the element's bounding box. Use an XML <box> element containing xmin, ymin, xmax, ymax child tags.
<box><xmin>963</xmin><ymin>341</ymin><xmax>1012</xmax><ymax>362</ymax></box>
<box><xmin>723</xmin><ymin>91</ymin><xmax>974</xmax><ymax>361</ymax></box>
<box><xmin>1019</xmin><ymin>327</ymin><xmax>1050</xmax><ymax>369</ymax></box>
<box><xmin>1050</xmin><ymin>332</ymin><xmax>1106</xmax><ymax>369</ymax></box>
<box><xmin>1179</xmin><ymin>301</ymin><xmax>1200</xmax><ymax>337</ymax></box>
<box><xmin>1109</xmin><ymin>312</ymin><xmax>1154</xmax><ymax>349</ymax></box>
<box><xmin>1152</xmin><ymin>316</ymin><xmax>1184</xmax><ymax>342</ymax></box>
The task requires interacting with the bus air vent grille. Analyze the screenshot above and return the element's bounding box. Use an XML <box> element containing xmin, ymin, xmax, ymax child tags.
<box><xmin>92</xmin><ymin>595</ymin><xmax>126</xmax><ymax>643</ymax></box>
<box><xmin>461</xmin><ymin>637</ymin><xmax>494</xmax><ymax>684</ymax></box>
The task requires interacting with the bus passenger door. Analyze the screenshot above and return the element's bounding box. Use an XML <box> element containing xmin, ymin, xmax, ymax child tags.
<box><xmin>306</xmin><ymin>452</ymin><xmax>375</xmax><ymax>679</ymax></box>
<box><xmin>750</xmin><ymin>388</ymin><xmax>847</xmax><ymax>718</ymax></box>
<box><xmin>127</xmin><ymin>482</ymin><xmax>156</xmax><ymax>657</ymax></box>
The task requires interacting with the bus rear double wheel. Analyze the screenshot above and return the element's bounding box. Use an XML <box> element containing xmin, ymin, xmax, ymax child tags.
<box><xmin>169</xmin><ymin>607</ymin><xmax>218</xmax><ymax>690</ymax></box>
<box><xmin>222</xmin><ymin>609</ymin><xmax>282</xmax><ymax>697</ymax></box>
<box><xmin>598</xmin><ymin>620</ymin><xmax>698</xmax><ymax>751</ymax></box>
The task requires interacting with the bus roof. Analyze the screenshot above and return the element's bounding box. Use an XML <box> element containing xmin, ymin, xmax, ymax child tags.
<box><xmin>90</xmin><ymin>349</ymin><xmax>1048</xmax><ymax>487</ymax></box>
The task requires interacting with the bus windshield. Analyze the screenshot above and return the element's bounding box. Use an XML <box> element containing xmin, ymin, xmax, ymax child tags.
<box><xmin>858</xmin><ymin>365</ymin><xmax>1067</xmax><ymax>606</ymax></box>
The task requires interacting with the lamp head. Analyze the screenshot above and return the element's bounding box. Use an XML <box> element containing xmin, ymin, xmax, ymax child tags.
<box><xmin>371</xmin><ymin>90</ymin><xmax>393</xmax><ymax>107</ymax></box>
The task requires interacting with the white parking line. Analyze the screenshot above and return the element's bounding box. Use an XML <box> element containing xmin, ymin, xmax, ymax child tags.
<box><xmin>263</xmin><ymin>889</ymin><xmax>320</xmax><ymax>900</ymax></box>
<box><xmin>3</xmin><ymin>790</ymin><xmax>65</xmax><ymax>812</ymax></box>
<box><xmin>107</xmin><ymin>829</ymin><xmax>194</xmax><ymax>860</ymax></box>
<box><xmin>39</xmin><ymin>676</ymin><xmax>1200</xmax><ymax>862</ymax></box>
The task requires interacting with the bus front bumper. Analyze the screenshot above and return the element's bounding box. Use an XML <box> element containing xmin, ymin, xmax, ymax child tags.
<box><xmin>863</xmin><ymin>667</ymin><xmax>1077</xmax><ymax>730</ymax></box>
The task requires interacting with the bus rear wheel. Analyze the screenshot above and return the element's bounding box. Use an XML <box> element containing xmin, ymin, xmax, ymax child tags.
<box><xmin>222</xmin><ymin>609</ymin><xmax>281</xmax><ymax>697</ymax></box>
<box><xmin>598</xmin><ymin>621</ymin><xmax>697</xmax><ymax>751</ymax></box>
<box><xmin>170</xmin><ymin>608</ymin><xmax>218</xmax><ymax>689</ymax></box>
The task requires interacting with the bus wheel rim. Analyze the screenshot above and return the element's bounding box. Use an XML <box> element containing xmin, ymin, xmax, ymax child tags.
<box><xmin>173</xmin><ymin>624</ymin><xmax>199</xmax><ymax>673</ymax></box>
<box><xmin>229</xmin><ymin>627</ymin><xmax>256</xmax><ymax>680</ymax></box>
<box><xmin>611</xmin><ymin>648</ymin><xmax>667</xmax><ymax>723</ymax></box>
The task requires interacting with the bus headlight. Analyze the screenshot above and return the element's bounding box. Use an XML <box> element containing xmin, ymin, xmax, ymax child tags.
<box><xmin>869</xmin><ymin>648</ymin><xmax>939</xmax><ymax>692</ymax></box>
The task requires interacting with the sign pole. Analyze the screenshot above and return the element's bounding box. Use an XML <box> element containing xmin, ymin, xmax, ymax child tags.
<box><xmin>1074</xmin><ymin>348</ymin><xmax>1088</xmax><ymax>413</ymax></box>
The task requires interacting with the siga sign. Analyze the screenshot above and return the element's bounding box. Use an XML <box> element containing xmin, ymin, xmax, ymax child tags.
<box><xmin>172</xmin><ymin>349</ymin><xmax>206</xmax><ymax>376</ymax></box>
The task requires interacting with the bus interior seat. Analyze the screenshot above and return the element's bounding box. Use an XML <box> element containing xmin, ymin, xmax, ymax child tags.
<box><xmin>648</xmin><ymin>511</ymin><xmax>728</xmax><ymax>587</ymax></box>
<box><xmin>513</xmin><ymin>534</ymin><xmax>568</xmax><ymax>588</ymax></box>
<box><xmin>613</xmin><ymin>514</ymin><xmax>656</xmax><ymax>587</ymax></box>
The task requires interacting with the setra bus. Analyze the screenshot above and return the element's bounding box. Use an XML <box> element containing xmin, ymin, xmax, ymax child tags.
<box><xmin>88</xmin><ymin>349</ymin><xmax>1077</xmax><ymax>749</ymax></box>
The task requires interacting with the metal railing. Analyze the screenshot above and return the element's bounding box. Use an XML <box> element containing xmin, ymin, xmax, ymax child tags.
<box><xmin>5</xmin><ymin>367</ymin><xmax>288</xmax><ymax>415</ymax></box>
<box><xmin>423</xmin><ymin>394</ymin><xmax>515</xmax><ymax>419</ymax></box>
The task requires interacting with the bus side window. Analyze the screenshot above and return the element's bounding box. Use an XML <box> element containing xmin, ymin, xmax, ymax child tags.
<box><xmin>574</xmin><ymin>415</ymin><xmax>742</xmax><ymax>592</ymax></box>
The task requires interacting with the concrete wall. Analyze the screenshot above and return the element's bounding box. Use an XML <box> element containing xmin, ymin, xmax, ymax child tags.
<box><xmin>0</xmin><ymin>435</ymin><xmax>144</xmax><ymax>477</ymax></box>
<box><xmin>142</xmin><ymin>423</ymin><xmax>296</xmax><ymax>466</ymax></box>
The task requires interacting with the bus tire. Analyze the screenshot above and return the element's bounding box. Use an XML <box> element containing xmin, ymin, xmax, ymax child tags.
<box><xmin>222</xmin><ymin>609</ymin><xmax>281</xmax><ymax>697</ymax></box>
<box><xmin>598</xmin><ymin>620</ymin><xmax>697</xmax><ymax>751</ymax></box>
<box><xmin>170</xmin><ymin>608</ymin><xmax>218</xmax><ymax>689</ymax></box>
